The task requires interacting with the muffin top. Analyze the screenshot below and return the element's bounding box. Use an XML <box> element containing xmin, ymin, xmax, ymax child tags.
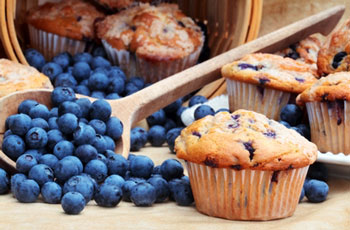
<box><xmin>221</xmin><ymin>53</ymin><xmax>318</xmax><ymax>93</ymax></box>
<box><xmin>317</xmin><ymin>19</ymin><xmax>350</xmax><ymax>76</ymax></box>
<box><xmin>175</xmin><ymin>110</ymin><xmax>317</xmax><ymax>171</ymax></box>
<box><xmin>27</xmin><ymin>0</ymin><xmax>104</xmax><ymax>41</ymax></box>
<box><xmin>96</xmin><ymin>3</ymin><xmax>204</xmax><ymax>61</ymax></box>
<box><xmin>297</xmin><ymin>72</ymin><xmax>350</xmax><ymax>104</ymax></box>
<box><xmin>91</xmin><ymin>0</ymin><xmax>153</xmax><ymax>12</ymax></box>
<box><xmin>0</xmin><ymin>59</ymin><xmax>52</xmax><ymax>98</ymax></box>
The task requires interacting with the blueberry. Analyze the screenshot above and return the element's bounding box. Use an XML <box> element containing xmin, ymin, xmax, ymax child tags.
<box><xmin>14</xmin><ymin>179</ymin><xmax>40</xmax><ymax>203</ymax></box>
<box><xmin>24</xmin><ymin>149</ymin><xmax>43</xmax><ymax>161</ymax></box>
<box><xmin>146</xmin><ymin>109</ymin><xmax>166</xmax><ymax>127</ymax></box>
<box><xmin>47</xmin><ymin>129</ymin><xmax>65</xmax><ymax>150</ymax></box>
<box><xmin>307</xmin><ymin>162</ymin><xmax>328</xmax><ymax>182</ymax></box>
<box><xmin>90</xmin><ymin>91</ymin><xmax>106</xmax><ymax>99</ymax></box>
<box><xmin>296</xmin><ymin>124</ymin><xmax>311</xmax><ymax>140</ymax></box>
<box><xmin>53</xmin><ymin>140</ymin><xmax>75</xmax><ymax>159</ymax></box>
<box><xmin>28</xmin><ymin>164</ymin><xmax>54</xmax><ymax>186</ymax></box>
<box><xmin>160</xmin><ymin>159</ymin><xmax>184</xmax><ymax>181</ymax></box>
<box><xmin>304</xmin><ymin>179</ymin><xmax>329</xmax><ymax>203</ymax></box>
<box><xmin>75</xmin><ymin>98</ymin><xmax>91</xmax><ymax>119</ymax></box>
<box><xmin>73</xmin><ymin>52</ymin><xmax>92</xmax><ymax>64</ymax></box>
<box><xmin>3</xmin><ymin>130</ymin><xmax>12</xmax><ymax>139</ymax></box>
<box><xmin>5</xmin><ymin>115</ymin><xmax>15</xmax><ymax>130</ymax></box>
<box><xmin>0</xmin><ymin>168</ymin><xmax>9</xmax><ymax>194</ymax></box>
<box><xmin>10</xmin><ymin>173</ymin><xmax>26</xmax><ymax>195</ymax></box>
<box><xmin>72</xmin><ymin>62</ymin><xmax>91</xmax><ymax>81</ymax></box>
<box><xmin>2</xmin><ymin>135</ymin><xmax>26</xmax><ymax>161</ymax></box>
<box><xmin>130</xmin><ymin>126</ymin><xmax>148</xmax><ymax>151</ymax></box>
<box><xmin>152</xmin><ymin>166</ymin><xmax>161</xmax><ymax>175</ymax></box>
<box><xmin>25</xmin><ymin>127</ymin><xmax>48</xmax><ymax>149</ymax></box>
<box><xmin>24</xmin><ymin>48</ymin><xmax>46</xmax><ymax>71</ymax></box>
<box><xmin>128</xmin><ymin>177</ymin><xmax>146</xmax><ymax>184</ymax></box>
<box><xmin>91</xmin><ymin>134</ymin><xmax>107</xmax><ymax>153</ymax></box>
<box><xmin>332</xmin><ymin>51</ymin><xmax>347</xmax><ymax>69</ymax></box>
<box><xmin>128</xmin><ymin>77</ymin><xmax>145</xmax><ymax>90</ymax></box>
<box><xmin>80</xmin><ymin>79</ymin><xmax>89</xmax><ymax>86</ymax></box>
<box><xmin>97</xmin><ymin>153</ymin><xmax>108</xmax><ymax>165</ymax></box>
<box><xmin>41</xmin><ymin>62</ymin><xmax>63</xmax><ymax>82</ymax></box>
<box><xmin>130</xmin><ymin>182</ymin><xmax>156</xmax><ymax>206</ymax></box>
<box><xmin>61</xmin><ymin>192</ymin><xmax>86</xmax><ymax>215</ymax></box>
<box><xmin>108</xmin><ymin>66</ymin><xmax>126</xmax><ymax>82</ymax></box>
<box><xmin>39</xmin><ymin>154</ymin><xmax>59</xmax><ymax>169</ymax></box>
<box><xmin>104</xmin><ymin>174</ymin><xmax>125</xmax><ymax>188</ymax></box>
<box><xmin>84</xmin><ymin>159</ymin><xmax>108</xmax><ymax>183</ymax></box>
<box><xmin>108</xmin><ymin>77</ymin><xmax>125</xmax><ymax>95</ymax></box>
<box><xmin>29</xmin><ymin>104</ymin><xmax>50</xmax><ymax>121</ymax></box>
<box><xmin>163</xmin><ymin>118</ymin><xmax>177</xmax><ymax>131</ymax></box>
<box><xmin>164</xmin><ymin>98</ymin><xmax>182</xmax><ymax>115</ymax></box>
<box><xmin>168</xmin><ymin>178</ymin><xmax>194</xmax><ymax>206</ymax></box>
<box><xmin>9</xmin><ymin>113</ymin><xmax>32</xmax><ymax>136</ymax></box>
<box><xmin>54</xmin><ymin>73</ymin><xmax>78</xmax><ymax>88</ymax></box>
<box><xmin>124</xmin><ymin>82</ymin><xmax>139</xmax><ymax>96</ymax></box>
<box><xmin>147</xmin><ymin>176</ymin><xmax>169</xmax><ymax>203</ymax></box>
<box><xmin>54</xmin><ymin>156</ymin><xmax>83</xmax><ymax>183</ymax></box>
<box><xmin>299</xmin><ymin>186</ymin><xmax>305</xmax><ymax>202</ymax></box>
<box><xmin>51</xmin><ymin>87</ymin><xmax>76</xmax><ymax>107</ymax></box>
<box><xmin>52</xmin><ymin>52</ymin><xmax>72</xmax><ymax>70</ymax></box>
<box><xmin>107</xmin><ymin>153</ymin><xmax>129</xmax><ymax>177</ymax></box>
<box><xmin>189</xmin><ymin>95</ymin><xmax>208</xmax><ymax>107</ymax></box>
<box><xmin>80</xmin><ymin>173</ymin><xmax>99</xmax><ymax>196</ymax></box>
<box><xmin>16</xmin><ymin>154</ymin><xmax>38</xmax><ymax>174</ymax></box>
<box><xmin>279</xmin><ymin>120</ymin><xmax>291</xmax><ymax>128</ymax></box>
<box><xmin>18</xmin><ymin>99</ymin><xmax>39</xmax><ymax>115</ymax></box>
<box><xmin>75</xmin><ymin>85</ymin><xmax>91</xmax><ymax>96</ymax></box>
<box><xmin>41</xmin><ymin>182</ymin><xmax>62</xmax><ymax>204</ymax></box>
<box><xmin>89</xmin><ymin>119</ymin><xmax>106</xmax><ymax>135</ymax></box>
<box><xmin>280</xmin><ymin>104</ymin><xmax>303</xmax><ymax>126</ymax></box>
<box><xmin>122</xmin><ymin>180</ymin><xmax>137</xmax><ymax>202</ymax></box>
<box><xmin>92</xmin><ymin>46</ymin><xmax>107</xmax><ymax>58</ymax></box>
<box><xmin>216</xmin><ymin>108</ymin><xmax>230</xmax><ymax>113</ymax></box>
<box><xmin>57</xmin><ymin>113</ymin><xmax>78</xmax><ymax>134</ymax></box>
<box><xmin>148</xmin><ymin>125</ymin><xmax>167</xmax><ymax>147</ymax></box>
<box><xmin>194</xmin><ymin>104</ymin><xmax>215</xmax><ymax>120</ymax></box>
<box><xmin>58</xmin><ymin>101</ymin><xmax>82</xmax><ymax>118</ymax></box>
<box><xmin>94</xmin><ymin>183</ymin><xmax>123</xmax><ymax>207</ymax></box>
<box><xmin>88</xmin><ymin>72</ymin><xmax>109</xmax><ymax>91</ymax></box>
<box><xmin>73</xmin><ymin>124</ymin><xmax>96</xmax><ymax>146</ymax></box>
<box><xmin>31</xmin><ymin>118</ymin><xmax>49</xmax><ymax>131</ymax></box>
<box><xmin>92</xmin><ymin>67</ymin><xmax>110</xmax><ymax>75</ymax></box>
<box><xmin>91</xmin><ymin>56</ymin><xmax>110</xmax><ymax>69</ymax></box>
<box><xmin>74</xmin><ymin>144</ymin><xmax>98</xmax><ymax>164</ymax></box>
<box><xmin>104</xmin><ymin>135</ymin><xmax>116</xmax><ymax>150</ymax></box>
<box><xmin>89</xmin><ymin>100</ymin><xmax>111</xmax><ymax>122</ymax></box>
<box><xmin>106</xmin><ymin>117</ymin><xmax>123</xmax><ymax>141</ymax></box>
<box><xmin>105</xmin><ymin>93</ymin><xmax>120</xmax><ymax>99</ymax></box>
<box><xmin>49</xmin><ymin>107</ymin><xmax>58</xmax><ymax>118</ymax></box>
<box><xmin>166</xmin><ymin>128</ymin><xmax>183</xmax><ymax>153</ymax></box>
<box><xmin>63</xmin><ymin>175</ymin><xmax>94</xmax><ymax>203</ymax></box>
<box><xmin>129</xmin><ymin>155</ymin><xmax>154</xmax><ymax>179</ymax></box>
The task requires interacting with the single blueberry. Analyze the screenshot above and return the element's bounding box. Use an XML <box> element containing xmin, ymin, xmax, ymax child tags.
<box><xmin>73</xmin><ymin>124</ymin><xmax>96</xmax><ymax>146</ymax></box>
<box><xmin>0</xmin><ymin>168</ymin><xmax>9</xmax><ymax>194</ymax></box>
<box><xmin>90</xmin><ymin>91</ymin><xmax>106</xmax><ymax>99</ymax></box>
<box><xmin>28</xmin><ymin>164</ymin><xmax>54</xmax><ymax>186</ymax></box>
<box><xmin>61</xmin><ymin>192</ymin><xmax>86</xmax><ymax>215</ymax></box>
<box><xmin>160</xmin><ymin>159</ymin><xmax>184</xmax><ymax>181</ymax></box>
<box><xmin>39</xmin><ymin>154</ymin><xmax>59</xmax><ymax>169</ymax></box>
<box><xmin>152</xmin><ymin>165</ymin><xmax>161</xmax><ymax>175</ymax></box>
<box><xmin>80</xmin><ymin>79</ymin><xmax>89</xmax><ymax>86</ymax></box>
<box><xmin>16</xmin><ymin>154</ymin><xmax>38</xmax><ymax>174</ymax></box>
<box><xmin>31</xmin><ymin>118</ymin><xmax>49</xmax><ymax>131</ymax></box>
<box><xmin>41</xmin><ymin>62</ymin><xmax>63</xmax><ymax>83</ymax></box>
<box><xmin>89</xmin><ymin>119</ymin><xmax>106</xmax><ymax>135</ymax></box>
<box><xmin>97</xmin><ymin>153</ymin><xmax>108</xmax><ymax>165</ymax></box>
<box><xmin>129</xmin><ymin>155</ymin><xmax>154</xmax><ymax>179</ymax></box>
<box><xmin>53</xmin><ymin>140</ymin><xmax>75</xmax><ymax>160</ymax></box>
<box><xmin>166</xmin><ymin>127</ymin><xmax>183</xmax><ymax>153</ymax></box>
<box><xmin>163</xmin><ymin>118</ymin><xmax>177</xmax><ymax>131</ymax></box>
<box><xmin>280</xmin><ymin>104</ymin><xmax>303</xmax><ymax>126</ymax></box>
<box><xmin>146</xmin><ymin>109</ymin><xmax>166</xmax><ymax>127</ymax></box>
<box><xmin>88</xmin><ymin>72</ymin><xmax>109</xmax><ymax>91</ymax></box>
<box><xmin>124</xmin><ymin>82</ymin><xmax>139</xmax><ymax>96</ymax></box>
<box><xmin>332</xmin><ymin>51</ymin><xmax>347</xmax><ymax>69</ymax></box>
<box><xmin>41</xmin><ymin>181</ymin><xmax>62</xmax><ymax>204</ymax></box>
<box><xmin>74</xmin><ymin>144</ymin><xmax>98</xmax><ymax>164</ymax></box>
<box><xmin>14</xmin><ymin>179</ymin><xmax>40</xmax><ymax>203</ymax></box>
<box><xmin>106</xmin><ymin>117</ymin><xmax>123</xmax><ymax>141</ymax></box>
<box><xmin>72</xmin><ymin>62</ymin><xmax>91</xmax><ymax>82</ymax></box>
<box><xmin>104</xmin><ymin>174</ymin><xmax>125</xmax><ymax>188</ymax></box>
<box><xmin>18</xmin><ymin>99</ymin><xmax>39</xmax><ymax>115</ymax></box>
<box><xmin>75</xmin><ymin>98</ymin><xmax>91</xmax><ymax>119</ymax></box>
<box><xmin>189</xmin><ymin>95</ymin><xmax>208</xmax><ymax>107</ymax></box>
<box><xmin>84</xmin><ymin>159</ymin><xmax>108</xmax><ymax>183</ymax></box>
<box><xmin>92</xmin><ymin>67</ymin><xmax>110</xmax><ymax>75</ymax></box>
<box><xmin>91</xmin><ymin>56</ymin><xmax>111</xmax><ymax>69</ymax></box>
<box><xmin>10</xmin><ymin>173</ymin><xmax>26</xmax><ymax>195</ymax></box>
<box><xmin>51</xmin><ymin>87</ymin><xmax>76</xmax><ymax>107</ymax></box>
<box><xmin>52</xmin><ymin>52</ymin><xmax>72</xmax><ymax>70</ymax></box>
<box><xmin>58</xmin><ymin>101</ymin><xmax>82</xmax><ymax>118</ymax></box>
<box><xmin>24</xmin><ymin>48</ymin><xmax>46</xmax><ymax>71</ymax></box>
<box><xmin>304</xmin><ymin>179</ymin><xmax>329</xmax><ymax>203</ymax></box>
<box><xmin>307</xmin><ymin>162</ymin><xmax>328</xmax><ymax>182</ymax></box>
<box><xmin>90</xmin><ymin>134</ymin><xmax>107</xmax><ymax>153</ymax></box>
<box><xmin>54</xmin><ymin>156</ymin><xmax>83</xmax><ymax>183</ymax></box>
<box><xmin>25</xmin><ymin>127</ymin><xmax>48</xmax><ymax>149</ymax></box>
<box><xmin>107</xmin><ymin>153</ymin><xmax>129</xmax><ymax>177</ymax></box>
<box><xmin>164</xmin><ymin>98</ymin><xmax>182</xmax><ymax>115</ymax></box>
<box><xmin>108</xmin><ymin>77</ymin><xmax>125</xmax><ymax>95</ymax></box>
<box><xmin>92</xmin><ymin>46</ymin><xmax>107</xmax><ymax>58</ymax></box>
<box><xmin>57</xmin><ymin>113</ymin><xmax>78</xmax><ymax>134</ymax></box>
<box><xmin>47</xmin><ymin>129</ymin><xmax>65</xmax><ymax>150</ymax></box>
<box><xmin>130</xmin><ymin>126</ymin><xmax>148</xmax><ymax>151</ymax></box>
<box><xmin>130</xmin><ymin>182</ymin><xmax>156</xmax><ymax>206</ymax></box>
<box><xmin>2</xmin><ymin>135</ymin><xmax>26</xmax><ymax>161</ymax></box>
<box><xmin>89</xmin><ymin>100</ymin><xmax>111</xmax><ymax>122</ymax></box>
<box><xmin>104</xmin><ymin>135</ymin><xmax>116</xmax><ymax>151</ymax></box>
<box><xmin>122</xmin><ymin>180</ymin><xmax>137</xmax><ymax>202</ymax></box>
<box><xmin>168</xmin><ymin>178</ymin><xmax>194</xmax><ymax>206</ymax></box>
<box><xmin>194</xmin><ymin>104</ymin><xmax>215</xmax><ymax>120</ymax></box>
<box><xmin>54</xmin><ymin>73</ymin><xmax>78</xmax><ymax>88</ymax></box>
<box><xmin>148</xmin><ymin>125</ymin><xmax>167</xmax><ymax>147</ymax></box>
<box><xmin>5</xmin><ymin>114</ymin><xmax>16</xmax><ymax>130</ymax></box>
<box><xmin>74</xmin><ymin>85</ymin><xmax>91</xmax><ymax>96</ymax></box>
<box><xmin>29</xmin><ymin>104</ymin><xmax>50</xmax><ymax>121</ymax></box>
<box><xmin>105</xmin><ymin>93</ymin><xmax>120</xmax><ymax>99</ymax></box>
<box><xmin>147</xmin><ymin>176</ymin><xmax>170</xmax><ymax>203</ymax></box>
<box><xmin>49</xmin><ymin>107</ymin><xmax>58</xmax><ymax>118</ymax></box>
<box><xmin>94</xmin><ymin>183</ymin><xmax>123</xmax><ymax>207</ymax></box>
<box><xmin>9</xmin><ymin>113</ymin><xmax>32</xmax><ymax>136</ymax></box>
<box><xmin>108</xmin><ymin>66</ymin><xmax>127</xmax><ymax>82</ymax></box>
<box><xmin>63</xmin><ymin>175</ymin><xmax>95</xmax><ymax>203</ymax></box>
<box><xmin>127</xmin><ymin>77</ymin><xmax>145</xmax><ymax>90</ymax></box>
<box><xmin>296</xmin><ymin>124</ymin><xmax>311</xmax><ymax>140</ymax></box>
<box><xmin>73</xmin><ymin>52</ymin><xmax>93</xmax><ymax>64</ymax></box>
<box><xmin>24</xmin><ymin>149</ymin><xmax>43</xmax><ymax>161</ymax></box>
<box><xmin>3</xmin><ymin>130</ymin><xmax>12</xmax><ymax>139</ymax></box>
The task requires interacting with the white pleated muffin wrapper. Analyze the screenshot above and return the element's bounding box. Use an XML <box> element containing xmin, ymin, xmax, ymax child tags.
<box><xmin>226</xmin><ymin>79</ymin><xmax>292</xmax><ymax>121</ymax></box>
<box><xmin>306</xmin><ymin>101</ymin><xmax>350</xmax><ymax>155</ymax></box>
<box><xmin>186</xmin><ymin>162</ymin><xmax>309</xmax><ymax>221</ymax></box>
<box><xmin>102</xmin><ymin>39</ymin><xmax>203</xmax><ymax>82</ymax></box>
<box><xmin>28</xmin><ymin>25</ymin><xmax>87</xmax><ymax>61</ymax></box>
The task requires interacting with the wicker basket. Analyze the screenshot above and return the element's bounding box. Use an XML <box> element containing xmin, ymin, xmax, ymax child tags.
<box><xmin>0</xmin><ymin>0</ymin><xmax>262</xmax><ymax>98</ymax></box>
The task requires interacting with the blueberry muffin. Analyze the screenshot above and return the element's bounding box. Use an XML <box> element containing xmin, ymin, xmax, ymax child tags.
<box><xmin>90</xmin><ymin>0</ymin><xmax>154</xmax><ymax>13</ymax></box>
<box><xmin>221</xmin><ymin>53</ymin><xmax>318</xmax><ymax>120</ymax></box>
<box><xmin>27</xmin><ymin>0</ymin><xmax>104</xmax><ymax>59</ymax></box>
<box><xmin>175</xmin><ymin>109</ymin><xmax>317</xmax><ymax>220</ymax></box>
<box><xmin>297</xmin><ymin>72</ymin><xmax>350</xmax><ymax>155</ymax></box>
<box><xmin>0</xmin><ymin>59</ymin><xmax>52</xmax><ymax>98</ymax></box>
<box><xmin>275</xmin><ymin>35</ymin><xmax>323</xmax><ymax>75</ymax></box>
<box><xmin>317</xmin><ymin>19</ymin><xmax>350</xmax><ymax>76</ymax></box>
<box><xmin>96</xmin><ymin>3</ymin><xmax>204</xmax><ymax>81</ymax></box>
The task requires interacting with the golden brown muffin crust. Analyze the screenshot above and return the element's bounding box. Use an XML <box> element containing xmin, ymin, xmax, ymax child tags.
<box><xmin>175</xmin><ymin>110</ymin><xmax>317</xmax><ymax>171</ymax></box>
<box><xmin>27</xmin><ymin>0</ymin><xmax>104</xmax><ymax>41</ymax></box>
<box><xmin>296</xmin><ymin>72</ymin><xmax>350</xmax><ymax>104</ymax></box>
<box><xmin>221</xmin><ymin>53</ymin><xmax>318</xmax><ymax>93</ymax></box>
<box><xmin>96</xmin><ymin>3</ymin><xmax>203</xmax><ymax>61</ymax></box>
<box><xmin>0</xmin><ymin>59</ymin><xmax>52</xmax><ymax>98</ymax></box>
<box><xmin>317</xmin><ymin>19</ymin><xmax>350</xmax><ymax>76</ymax></box>
<box><xmin>92</xmin><ymin>0</ymin><xmax>152</xmax><ymax>11</ymax></box>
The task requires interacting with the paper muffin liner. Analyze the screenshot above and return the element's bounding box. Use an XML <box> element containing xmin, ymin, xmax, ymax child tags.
<box><xmin>306</xmin><ymin>101</ymin><xmax>350</xmax><ymax>155</ymax></box>
<box><xmin>187</xmin><ymin>162</ymin><xmax>309</xmax><ymax>221</ymax></box>
<box><xmin>102</xmin><ymin>39</ymin><xmax>202</xmax><ymax>82</ymax></box>
<box><xmin>226</xmin><ymin>79</ymin><xmax>291</xmax><ymax>120</ymax></box>
<box><xmin>28</xmin><ymin>25</ymin><xmax>87</xmax><ymax>60</ymax></box>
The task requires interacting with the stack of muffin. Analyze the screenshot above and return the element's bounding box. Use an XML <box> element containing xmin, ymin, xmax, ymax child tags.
<box><xmin>26</xmin><ymin>0</ymin><xmax>204</xmax><ymax>83</ymax></box>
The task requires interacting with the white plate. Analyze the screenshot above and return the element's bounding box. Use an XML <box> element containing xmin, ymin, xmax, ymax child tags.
<box><xmin>317</xmin><ymin>152</ymin><xmax>350</xmax><ymax>166</ymax></box>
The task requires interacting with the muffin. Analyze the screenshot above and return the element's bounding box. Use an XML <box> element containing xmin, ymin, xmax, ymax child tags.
<box><xmin>317</xmin><ymin>19</ymin><xmax>350</xmax><ymax>76</ymax></box>
<box><xmin>27</xmin><ymin>0</ymin><xmax>104</xmax><ymax>60</ymax></box>
<box><xmin>275</xmin><ymin>34</ymin><xmax>323</xmax><ymax>75</ymax></box>
<box><xmin>90</xmin><ymin>0</ymin><xmax>154</xmax><ymax>13</ymax></box>
<box><xmin>0</xmin><ymin>59</ymin><xmax>52</xmax><ymax>98</ymax></box>
<box><xmin>175</xmin><ymin>109</ymin><xmax>317</xmax><ymax>220</ymax></box>
<box><xmin>221</xmin><ymin>53</ymin><xmax>318</xmax><ymax>120</ymax></box>
<box><xmin>297</xmin><ymin>72</ymin><xmax>350</xmax><ymax>155</ymax></box>
<box><xmin>96</xmin><ymin>3</ymin><xmax>204</xmax><ymax>82</ymax></box>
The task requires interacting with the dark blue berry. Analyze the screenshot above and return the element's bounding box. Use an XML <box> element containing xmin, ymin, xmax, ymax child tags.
<box><xmin>54</xmin><ymin>73</ymin><xmax>77</xmax><ymax>88</ymax></box>
<box><xmin>57</xmin><ymin>113</ymin><xmax>78</xmax><ymax>134</ymax></box>
<box><xmin>280</xmin><ymin>104</ymin><xmax>303</xmax><ymax>126</ymax></box>
<box><xmin>128</xmin><ymin>77</ymin><xmax>145</xmax><ymax>90</ymax></box>
<box><xmin>41</xmin><ymin>62</ymin><xmax>63</xmax><ymax>83</ymax></box>
<box><xmin>130</xmin><ymin>182</ymin><xmax>156</xmax><ymax>206</ymax></box>
<box><xmin>91</xmin><ymin>134</ymin><xmax>107</xmax><ymax>153</ymax></box>
<box><xmin>0</xmin><ymin>168</ymin><xmax>9</xmax><ymax>194</ymax></box>
<box><xmin>47</xmin><ymin>129</ymin><xmax>64</xmax><ymax>150</ymax></box>
<box><xmin>279</xmin><ymin>120</ymin><xmax>291</xmax><ymax>128</ymax></box>
<box><xmin>189</xmin><ymin>95</ymin><xmax>208</xmax><ymax>107</ymax></box>
<box><xmin>14</xmin><ymin>179</ymin><xmax>40</xmax><ymax>203</ymax></box>
<box><xmin>18</xmin><ymin>99</ymin><xmax>38</xmax><ymax>115</ymax></box>
<box><xmin>130</xmin><ymin>127</ymin><xmax>148</xmax><ymax>151</ymax></box>
<box><xmin>160</xmin><ymin>159</ymin><xmax>184</xmax><ymax>181</ymax></box>
<box><xmin>74</xmin><ymin>144</ymin><xmax>98</xmax><ymax>164</ymax></box>
<box><xmin>2</xmin><ymin>135</ymin><xmax>26</xmax><ymax>161</ymax></box>
<box><xmin>75</xmin><ymin>85</ymin><xmax>91</xmax><ymax>96</ymax></box>
<box><xmin>105</xmin><ymin>93</ymin><xmax>120</xmax><ymax>99</ymax></box>
<box><xmin>29</xmin><ymin>104</ymin><xmax>50</xmax><ymax>120</ymax></box>
<box><xmin>28</xmin><ymin>164</ymin><xmax>54</xmax><ymax>186</ymax></box>
<box><xmin>3</xmin><ymin>130</ymin><xmax>12</xmax><ymax>139</ymax></box>
<box><xmin>164</xmin><ymin>98</ymin><xmax>182</xmax><ymax>115</ymax></box>
<box><xmin>148</xmin><ymin>125</ymin><xmax>166</xmax><ymax>147</ymax></box>
<box><xmin>168</xmin><ymin>178</ymin><xmax>194</xmax><ymax>206</ymax></box>
<box><xmin>304</xmin><ymin>179</ymin><xmax>329</xmax><ymax>203</ymax></box>
<box><xmin>92</xmin><ymin>46</ymin><xmax>107</xmax><ymax>58</ymax></box>
<box><xmin>106</xmin><ymin>117</ymin><xmax>123</xmax><ymax>141</ymax></box>
<box><xmin>61</xmin><ymin>192</ymin><xmax>86</xmax><ymax>214</ymax></box>
<box><xmin>89</xmin><ymin>119</ymin><xmax>106</xmax><ymax>135</ymax></box>
<box><xmin>307</xmin><ymin>162</ymin><xmax>328</xmax><ymax>182</ymax></box>
<box><xmin>122</xmin><ymin>180</ymin><xmax>137</xmax><ymax>202</ymax></box>
<box><xmin>163</xmin><ymin>118</ymin><xmax>177</xmax><ymax>131</ymax></box>
<box><xmin>108</xmin><ymin>66</ymin><xmax>126</xmax><ymax>81</ymax></box>
<box><xmin>58</xmin><ymin>101</ymin><xmax>82</xmax><ymax>118</ymax></box>
<box><xmin>72</xmin><ymin>62</ymin><xmax>91</xmax><ymax>81</ymax></box>
<box><xmin>124</xmin><ymin>82</ymin><xmax>139</xmax><ymax>96</ymax></box>
<box><xmin>54</xmin><ymin>156</ymin><xmax>83</xmax><ymax>183</ymax></box>
<box><xmin>73</xmin><ymin>52</ymin><xmax>92</xmax><ymax>64</ymax></box>
<box><xmin>88</xmin><ymin>72</ymin><xmax>109</xmax><ymax>91</ymax></box>
<box><xmin>51</xmin><ymin>87</ymin><xmax>76</xmax><ymax>107</ymax></box>
<box><xmin>49</xmin><ymin>107</ymin><xmax>58</xmax><ymax>118</ymax></box>
<box><xmin>108</xmin><ymin>77</ymin><xmax>125</xmax><ymax>95</ymax></box>
<box><xmin>52</xmin><ymin>52</ymin><xmax>72</xmax><ymax>70</ymax></box>
<box><xmin>31</xmin><ymin>118</ymin><xmax>49</xmax><ymax>131</ymax></box>
<box><xmin>91</xmin><ymin>56</ymin><xmax>110</xmax><ymax>69</ymax></box>
<box><xmin>9</xmin><ymin>113</ymin><xmax>32</xmax><ymax>136</ymax></box>
<box><xmin>146</xmin><ymin>109</ymin><xmax>166</xmax><ymax>127</ymax></box>
<box><xmin>152</xmin><ymin>166</ymin><xmax>161</xmax><ymax>175</ymax></box>
<box><xmin>194</xmin><ymin>104</ymin><xmax>215</xmax><ymax>120</ymax></box>
<box><xmin>24</xmin><ymin>149</ymin><xmax>43</xmax><ymax>161</ymax></box>
<box><xmin>94</xmin><ymin>183</ymin><xmax>123</xmax><ymax>207</ymax></box>
<box><xmin>16</xmin><ymin>154</ymin><xmax>38</xmax><ymax>174</ymax></box>
<box><xmin>89</xmin><ymin>100</ymin><xmax>111</xmax><ymax>122</ymax></box>
<box><xmin>129</xmin><ymin>155</ymin><xmax>154</xmax><ymax>179</ymax></box>
<box><xmin>41</xmin><ymin>181</ymin><xmax>62</xmax><ymax>204</ymax></box>
<box><xmin>63</xmin><ymin>175</ymin><xmax>94</xmax><ymax>203</ymax></box>
<box><xmin>24</xmin><ymin>49</ymin><xmax>45</xmax><ymax>71</ymax></box>
<box><xmin>25</xmin><ymin>127</ymin><xmax>48</xmax><ymax>149</ymax></box>
<box><xmin>147</xmin><ymin>176</ymin><xmax>169</xmax><ymax>203</ymax></box>
<box><xmin>53</xmin><ymin>140</ymin><xmax>75</xmax><ymax>159</ymax></box>
<box><xmin>84</xmin><ymin>159</ymin><xmax>108</xmax><ymax>183</ymax></box>
<box><xmin>75</xmin><ymin>98</ymin><xmax>91</xmax><ymax>119</ymax></box>
<box><xmin>104</xmin><ymin>174</ymin><xmax>125</xmax><ymax>188</ymax></box>
<box><xmin>166</xmin><ymin>127</ymin><xmax>183</xmax><ymax>153</ymax></box>
<box><xmin>107</xmin><ymin>153</ymin><xmax>129</xmax><ymax>177</ymax></box>
<box><xmin>90</xmin><ymin>91</ymin><xmax>106</xmax><ymax>99</ymax></box>
<box><xmin>104</xmin><ymin>135</ymin><xmax>115</xmax><ymax>150</ymax></box>
<box><xmin>39</xmin><ymin>154</ymin><xmax>59</xmax><ymax>169</ymax></box>
<box><xmin>10</xmin><ymin>173</ymin><xmax>26</xmax><ymax>195</ymax></box>
<box><xmin>73</xmin><ymin>123</ymin><xmax>96</xmax><ymax>146</ymax></box>
<box><xmin>332</xmin><ymin>51</ymin><xmax>347</xmax><ymax>69</ymax></box>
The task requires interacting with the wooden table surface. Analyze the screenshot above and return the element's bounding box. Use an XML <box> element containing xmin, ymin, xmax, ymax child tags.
<box><xmin>0</xmin><ymin>146</ymin><xmax>349</xmax><ymax>230</ymax></box>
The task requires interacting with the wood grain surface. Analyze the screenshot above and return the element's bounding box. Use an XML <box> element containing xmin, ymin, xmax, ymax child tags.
<box><xmin>0</xmin><ymin>146</ymin><xmax>349</xmax><ymax>230</ymax></box>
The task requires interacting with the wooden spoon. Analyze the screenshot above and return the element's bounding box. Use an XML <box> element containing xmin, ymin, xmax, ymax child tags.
<box><xmin>0</xmin><ymin>6</ymin><xmax>344</xmax><ymax>173</ymax></box>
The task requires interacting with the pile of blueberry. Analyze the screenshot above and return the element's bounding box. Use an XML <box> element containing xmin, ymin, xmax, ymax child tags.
<box><xmin>25</xmin><ymin>48</ymin><xmax>149</xmax><ymax>99</ymax></box>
